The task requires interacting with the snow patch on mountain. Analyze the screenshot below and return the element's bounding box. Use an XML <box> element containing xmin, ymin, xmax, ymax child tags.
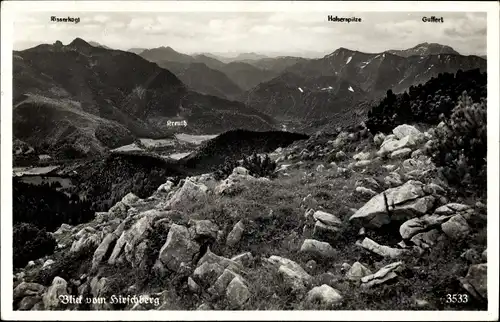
<box><xmin>346</xmin><ymin>56</ymin><xmax>352</xmax><ymax>65</ymax></box>
<box><xmin>298</xmin><ymin>87</ymin><xmax>304</xmax><ymax>93</ymax></box>
<box><xmin>348</xmin><ymin>86</ymin><xmax>354</xmax><ymax>92</ymax></box>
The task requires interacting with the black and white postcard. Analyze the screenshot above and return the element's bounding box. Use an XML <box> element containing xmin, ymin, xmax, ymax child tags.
<box><xmin>1</xmin><ymin>1</ymin><xmax>499</xmax><ymax>321</ymax></box>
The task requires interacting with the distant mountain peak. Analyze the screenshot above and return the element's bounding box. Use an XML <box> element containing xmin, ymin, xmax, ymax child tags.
<box><xmin>387</xmin><ymin>42</ymin><xmax>459</xmax><ymax>57</ymax></box>
<box><xmin>69</xmin><ymin>37</ymin><xmax>92</xmax><ymax>48</ymax></box>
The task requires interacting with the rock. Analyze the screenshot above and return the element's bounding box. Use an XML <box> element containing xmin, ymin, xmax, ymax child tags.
<box><xmin>355</xmin><ymin>178</ymin><xmax>380</xmax><ymax>191</ymax></box>
<box><xmin>92</xmin><ymin>233</ymin><xmax>119</xmax><ymax>270</ymax></box>
<box><xmin>188</xmin><ymin>277</ymin><xmax>200</xmax><ymax>293</ymax></box>
<box><xmin>53</xmin><ymin>223</ymin><xmax>72</xmax><ymax>236</ymax></box>
<box><xmin>341</xmin><ymin>262</ymin><xmax>351</xmax><ymax>272</ymax></box>
<box><xmin>435</xmin><ymin>203</ymin><xmax>471</xmax><ymax>215</ymax></box>
<box><xmin>393</xmin><ymin>124</ymin><xmax>421</xmax><ymax>140</ymax></box>
<box><xmin>355</xmin><ymin>187</ymin><xmax>377</xmax><ymax>198</ymax></box>
<box><xmin>108</xmin><ymin>213</ymin><xmax>157</xmax><ymax>266</ymax></box>
<box><xmin>353</xmin><ymin>152</ymin><xmax>371</xmax><ymax>161</ymax></box>
<box><xmin>121</xmin><ymin>192</ymin><xmax>139</xmax><ymax>206</ymax></box>
<box><xmin>410</xmin><ymin>229</ymin><xmax>444</xmax><ymax>249</ymax></box>
<box><xmin>158</xmin><ymin>224</ymin><xmax>200</xmax><ymax>272</ymax></box>
<box><xmin>353</xmin><ymin>160</ymin><xmax>372</xmax><ymax>168</ymax></box>
<box><xmin>414</xmin><ymin>298</ymin><xmax>431</xmax><ymax>308</ymax></box>
<box><xmin>316</xmin><ymin>164</ymin><xmax>325</xmax><ymax>172</ymax></box>
<box><xmin>390</xmin><ymin>148</ymin><xmax>412</xmax><ymax>160</ymax></box>
<box><xmin>42</xmin><ymin>259</ymin><xmax>55</xmax><ymax>269</ymax></box>
<box><xmin>357</xmin><ymin>237</ymin><xmax>408</xmax><ymax>259</ymax></box>
<box><xmin>231</xmin><ymin>252</ymin><xmax>254</xmax><ymax>267</ymax></box>
<box><xmin>377</xmin><ymin>135</ymin><xmax>415</xmax><ymax>156</ymax></box>
<box><xmin>384</xmin><ymin>172</ymin><xmax>403</xmax><ymax>187</ymax></box>
<box><xmin>18</xmin><ymin>295</ymin><xmax>43</xmax><ymax>310</ymax></box>
<box><xmin>43</xmin><ymin>277</ymin><xmax>68</xmax><ymax>310</ymax></box>
<box><xmin>193</xmin><ymin>262</ymin><xmax>225</xmax><ymax>288</ymax></box>
<box><xmin>482</xmin><ymin>249</ymin><xmax>487</xmax><ymax>262</ymax></box>
<box><xmin>373</xmin><ymin>133</ymin><xmax>386</xmax><ymax>146</ymax></box>
<box><xmin>313</xmin><ymin>210</ymin><xmax>342</xmax><ymax>227</ymax></box>
<box><xmin>157</xmin><ymin>181</ymin><xmax>174</xmax><ymax>193</ymax></box>
<box><xmin>13</xmin><ymin>282</ymin><xmax>45</xmax><ymax>300</ymax></box>
<box><xmin>305</xmin><ymin>285</ymin><xmax>343</xmax><ymax>307</ymax></box>
<box><xmin>349</xmin><ymin>180</ymin><xmax>434</xmax><ymax>228</ymax></box>
<box><xmin>346</xmin><ymin>262</ymin><xmax>372</xmax><ymax>281</ymax></box>
<box><xmin>198</xmin><ymin>248</ymin><xmax>244</xmax><ymax>275</ymax></box>
<box><xmin>189</xmin><ymin>219</ymin><xmax>219</xmax><ymax>241</ymax></box>
<box><xmin>335</xmin><ymin>151</ymin><xmax>347</xmax><ymax>161</ymax></box>
<box><xmin>226</xmin><ymin>277</ymin><xmax>250</xmax><ymax>308</ymax></box>
<box><xmin>400</xmin><ymin>214</ymin><xmax>453</xmax><ymax>240</ymax></box>
<box><xmin>108</xmin><ymin>201</ymin><xmax>128</xmax><ymax>219</ymax></box>
<box><xmin>411</xmin><ymin>149</ymin><xmax>423</xmax><ymax>159</ymax></box>
<box><xmin>460</xmin><ymin>263</ymin><xmax>487</xmax><ymax>299</ymax></box>
<box><xmin>306</xmin><ymin>260</ymin><xmax>317</xmax><ymax>272</ymax></box>
<box><xmin>461</xmin><ymin>249</ymin><xmax>481</xmax><ymax>263</ymax></box>
<box><xmin>226</xmin><ymin>220</ymin><xmax>245</xmax><ymax>247</ymax></box>
<box><xmin>300</xmin><ymin>239</ymin><xmax>336</xmax><ymax>259</ymax></box>
<box><xmin>167</xmin><ymin>179</ymin><xmax>208</xmax><ymax>208</ymax></box>
<box><xmin>26</xmin><ymin>261</ymin><xmax>35</xmax><ymax>268</ymax></box>
<box><xmin>232</xmin><ymin>166</ymin><xmax>249</xmax><ymax>176</ymax></box>
<box><xmin>361</xmin><ymin>262</ymin><xmax>403</xmax><ymax>288</ymax></box>
<box><xmin>441</xmin><ymin>215</ymin><xmax>471</xmax><ymax>240</ymax></box>
<box><xmin>70</xmin><ymin>233</ymin><xmax>102</xmax><ymax>254</ymax></box>
<box><xmin>383</xmin><ymin>164</ymin><xmax>398</xmax><ymax>171</ymax></box>
<box><xmin>313</xmin><ymin>221</ymin><xmax>340</xmax><ymax>239</ymax></box>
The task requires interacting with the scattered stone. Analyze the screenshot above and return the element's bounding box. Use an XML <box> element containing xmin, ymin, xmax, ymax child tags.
<box><xmin>231</xmin><ymin>252</ymin><xmax>254</xmax><ymax>267</ymax></box>
<box><xmin>482</xmin><ymin>249</ymin><xmax>487</xmax><ymax>262</ymax></box>
<box><xmin>353</xmin><ymin>160</ymin><xmax>372</xmax><ymax>168</ymax></box>
<box><xmin>411</xmin><ymin>149</ymin><xmax>423</xmax><ymax>159</ymax></box>
<box><xmin>393</xmin><ymin>124</ymin><xmax>422</xmax><ymax>140</ymax></box>
<box><xmin>390</xmin><ymin>148</ymin><xmax>412</xmax><ymax>160</ymax></box>
<box><xmin>357</xmin><ymin>237</ymin><xmax>408</xmax><ymax>259</ymax></box>
<box><xmin>300</xmin><ymin>239</ymin><xmax>336</xmax><ymax>259</ymax></box>
<box><xmin>313</xmin><ymin>221</ymin><xmax>340</xmax><ymax>239</ymax></box>
<box><xmin>121</xmin><ymin>192</ymin><xmax>139</xmax><ymax>207</ymax></box>
<box><xmin>13</xmin><ymin>282</ymin><xmax>45</xmax><ymax>301</ymax></box>
<box><xmin>346</xmin><ymin>262</ymin><xmax>372</xmax><ymax>281</ymax></box>
<box><xmin>353</xmin><ymin>151</ymin><xmax>371</xmax><ymax>161</ymax></box>
<box><xmin>226</xmin><ymin>220</ymin><xmax>245</xmax><ymax>247</ymax></box>
<box><xmin>414</xmin><ymin>298</ymin><xmax>431</xmax><ymax>308</ymax></box>
<box><xmin>43</xmin><ymin>277</ymin><xmax>68</xmax><ymax>310</ymax></box>
<box><xmin>167</xmin><ymin>179</ymin><xmax>208</xmax><ymax>208</ymax></box>
<box><xmin>232</xmin><ymin>166</ymin><xmax>249</xmax><ymax>176</ymax></box>
<box><xmin>226</xmin><ymin>277</ymin><xmax>250</xmax><ymax>308</ymax></box>
<box><xmin>384</xmin><ymin>172</ymin><xmax>403</xmax><ymax>187</ymax></box>
<box><xmin>355</xmin><ymin>187</ymin><xmax>377</xmax><ymax>198</ymax></box>
<box><xmin>316</xmin><ymin>164</ymin><xmax>325</xmax><ymax>172</ymax></box>
<box><xmin>197</xmin><ymin>303</ymin><xmax>212</xmax><ymax>310</ymax></box>
<box><xmin>26</xmin><ymin>261</ymin><xmax>35</xmax><ymax>268</ymax></box>
<box><xmin>361</xmin><ymin>262</ymin><xmax>403</xmax><ymax>288</ymax></box>
<box><xmin>441</xmin><ymin>215</ymin><xmax>471</xmax><ymax>240</ymax></box>
<box><xmin>313</xmin><ymin>210</ymin><xmax>342</xmax><ymax>227</ymax></box>
<box><xmin>460</xmin><ymin>263</ymin><xmax>487</xmax><ymax>300</ymax></box>
<box><xmin>383</xmin><ymin>164</ymin><xmax>397</xmax><ymax>171</ymax></box>
<box><xmin>335</xmin><ymin>151</ymin><xmax>347</xmax><ymax>161</ymax></box>
<box><xmin>373</xmin><ymin>133</ymin><xmax>386</xmax><ymax>147</ymax></box>
<box><xmin>42</xmin><ymin>259</ymin><xmax>55</xmax><ymax>269</ymax></box>
<box><xmin>157</xmin><ymin>181</ymin><xmax>174</xmax><ymax>193</ymax></box>
<box><xmin>461</xmin><ymin>249</ymin><xmax>481</xmax><ymax>263</ymax></box>
<box><xmin>193</xmin><ymin>262</ymin><xmax>225</xmax><ymax>288</ymax></box>
<box><xmin>305</xmin><ymin>284</ymin><xmax>343</xmax><ymax>307</ymax></box>
<box><xmin>18</xmin><ymin>295</ymin><xmax>42</xmax><ymax>311</ymax></box>
<box><xmin>213</xmin><ymin>269</ymin><xmax>243</xmax><ymax>296</ymax></box>
<box><xmin>399</xmin><ymin>214</ymin><xmax>453</xmax><ymax>240</ymax></box>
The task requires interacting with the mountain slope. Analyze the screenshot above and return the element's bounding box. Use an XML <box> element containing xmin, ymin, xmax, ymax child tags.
<box><xmin>155</xmin><ymin>61</ymin><xmax>244</xmax><ymax>100</ymax></box>
<box><xmin>140</xmin><ymin>46</ymin><xmax>195</xmax><ymax>64</ymax></box>
<box><xmin>244</xmin><ymin>47</ymin><xmax>486</xmax><ymax>124</ymax></box>
<box><xmin>13</xmin><ymin>38</ymin><xmax>277</xmax><ymax>157</ymax></box>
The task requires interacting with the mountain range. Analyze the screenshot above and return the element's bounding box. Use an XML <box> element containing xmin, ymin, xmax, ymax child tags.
<box><xmin>12</xmin><ymin>38</ymin><xmax>276</xmax><ymax>157</ymax></box>
<box><xmin>12</xmin><ymin>39</ymin><xmax>486</xmax><ymax>158</ymax></box>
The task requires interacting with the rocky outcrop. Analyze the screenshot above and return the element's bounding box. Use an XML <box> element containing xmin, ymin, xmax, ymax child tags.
<box><xmin>158</xmin><ymin>223</ymin><xmax>200</xmax><ymax>272</ymax></box>
<box><xmin>226</xmin><ymin>220</ymin><xmax>245</xmax><ymax>247</ymax></box>
<box><xmin>349</xmin><ymin>180</ymin><xmax>436</xmax><ymax>228</ymax></box>
<box><xmin>42</xmin><ymin>277</ymin><xmax>68</xmax><ymax>310</ymax></box>
<box><xmin>266</xmin><ymin>255</ymin><xmax>312</xmax><ymax>292</ymax></box>
<box><xmin>460</xmin><ymin>263</ymin><xmax>487</xmax><ymax>300</ymax></box>
<box><xmin>166</xmin><ymin>179</ymin><xmax>209</xmax><ymax>208</ymax></box>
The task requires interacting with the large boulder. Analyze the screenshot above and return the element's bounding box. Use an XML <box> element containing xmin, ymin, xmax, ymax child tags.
<box><xmin>42</xmin><ymin>277</ymin><xmax>68</xmax><ymax>310</ymax></box>
<box><xmin>226</xmin><ymin>220</ymin><xmax>245</xmax><ymax>247</ymax></box>
<box><xmin>441</xmin><ymin>214</ymin><xmax>471</xmax><ymax>240</ymax></box>
<box><xmin>158</xmin><ymin>224</ymin><xmax>200</xmax><ymax>272</ymax></box>
<box><xmin>349</xmin><ymin>181</ymin><xmax>435</xmax><ymax>228</ymax></box>
<box><xmin>226</xmin><ymin>276</ymin><xmax>250</xmax><ymax>308</ymax></box>
<box><xmin>13</xmin><ymin>282</ymin><xmax>45</xmax><ymax>301</ymax></box>
<box><xmin>167</xmin><ymin>179</ymin><xmax>208</xmax><ymax>208</ymax></box>
<box><xmin>400</xmin><ymin>213</ymin><xmax>453</xmax><ymax>240</ymax></box>
<box><xmin>392</xmin><ymin>124</ymin><xmax>422</xmax><ymax>140</ymax></box>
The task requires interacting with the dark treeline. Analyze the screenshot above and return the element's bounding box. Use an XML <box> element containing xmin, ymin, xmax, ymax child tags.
<box><xmin>366</xmin><ymin>68</ymin><xmax>486</xmax><ymax>134</ymax></box>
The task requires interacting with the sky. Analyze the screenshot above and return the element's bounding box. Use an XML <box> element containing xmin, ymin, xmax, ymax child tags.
<box><xmin>13</xmin><ymin>11</ymin><xmax>487</xmax><ymax>57</ymax></box>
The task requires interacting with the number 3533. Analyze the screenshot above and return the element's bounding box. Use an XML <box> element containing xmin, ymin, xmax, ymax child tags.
<box><xmin>444</xmin><ymin>294</ymin><xmax>469</xmax><ymax>304</ymax></box>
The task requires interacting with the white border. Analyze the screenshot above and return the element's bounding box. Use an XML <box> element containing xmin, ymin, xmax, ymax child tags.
<box><xmin>1</xmin><ymin>1</ymin><xmax>499</xmax><ymax>321</ymax></box>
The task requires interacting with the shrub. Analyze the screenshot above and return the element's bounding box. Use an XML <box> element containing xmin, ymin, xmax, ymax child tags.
<box><xmin>242</xmin><ymin>153</ymin><xmax>277</xmax><ymax>178</ymax></box>
<box><xmin>428</xmin><ymin>92</ymin><xmax>486</xmax><ymax>195</ymax></box>
<box><xmin>13</xmin><ymin>222</ymin><xmax>57</xmax><ymax>268</ymax></box>
<box><xmin>212</xmin><ymin>157</ymin><xmax>239</xmax><ymax>180</ymax></box>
